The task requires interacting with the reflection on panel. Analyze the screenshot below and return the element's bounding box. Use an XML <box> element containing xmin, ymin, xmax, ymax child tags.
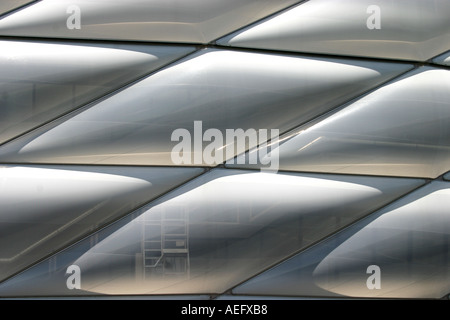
<box><xmin>433</xmin><ymin>51</ymin><xmax>450</xmax><ymax>67</ymax></box>
<box><xmin>0</xmin><ymin>40</ymin><xmax>194</xmax><ymax>145</ymax></box>
<box><xmin>0</xmin><ymin>0</ymin><xmax>35</xmax><ymax>16</ymax></box>
<box><xmin>217</xmin><ymin>0</ymin><xmax>450</xmax><ymax>61</ymax></box>
<box><xmin>0</xmin><ymin>0</ymin><xmax>301</xmax><ymax>43</ymax></box>
<box><xmin>0</xmin><ymin>165</ymin><xmax>203</xmax><ymax>282</ymax></box>
<box><xmin>230</xmin><ymin>67</ymin><xmax>450</xmax><ymax>178</ymax></box>
<box><xmin>234</xmin><ymin>181</ymin><xmax>450</xmax><ymax>299</ymax></box>
<box><xmin>0</xmin><ymin>169</ymin><xmax>424</xmax><ymax>296</ymax></box>
<box><xmin>0</xmin><ymin>49</ymin><xmax>412</xmax><ymax>165</ymax></box>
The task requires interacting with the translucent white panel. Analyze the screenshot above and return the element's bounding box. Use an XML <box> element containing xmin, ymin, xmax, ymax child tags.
<box><xmin>0</xmin><ymin>165</ymin><xmax>203</xmax><ymax>282</ymax></box>
<box><xmin>0</xmin><ymin>40</ymin><xmax>194</xmax><ymax>145</ymax></box>
<box><xmin>0</xmin><ymin>169</ymin><xmax>424</xmax><ymax>296</ymax></box>
<box><xmin>0</xmin><ymin>0</ymin><xmax>301</xmax><ymax>43</ymax></box>
<box><xmin>230</xmin><ymin>67</ymin><xmax>450</xmax><ymax>178</ymax></box>
<box><xmin>0</xmin><ymin>49</ymin><xmax>412</xmax><ymax>165</ymax></box>
<box><xmin>0</xmin><ymin>0</ymin><xmax>35</xmax><ymax>16</ymax></box>
<box><xmin>234</xmin><ymin>181</ymin><xmax>450</xmax><ymax>299</ymax></box>
<box><xmin>218</xmin><ymin>0</ymin><xmax>450</xmax><ymax>61</ymax></box>
<box><xmin>433</xmin><ymin>51</ymin><xmax>450</xmax><ymax>66</ymax></box>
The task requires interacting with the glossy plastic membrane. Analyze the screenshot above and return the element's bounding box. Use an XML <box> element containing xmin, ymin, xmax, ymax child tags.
<box><xmin>0</xmin><ymin>0</ymin><xmax>301</xmax><ymax>43</ymax></box>
<box><xmin>0</xmin><ymin>40</ymin><xmax>194</xmax><ymax>145</ymax></box>
<box><xmin>0</xmin><ymin>169</ymin><xmax>424</xmax><ymax>296</ymax></box>
<box><xmin>234</xmin><ymin>181</ymin><xmax>450</xmax><ymax>299</ymax></box>
<box><xmin>0</xmin><ymin>49</ymin><xmax>412</xmax><ymax>165</ymax></box>
<box><xmin>0</xmin><ymin>0</ymin><xmax>35</xmax><ymax>16</ymax></box>
<box><xmin>218</xmin><ymin>0</ymin><xmax>450</xmax><ymax>61</ymax></box>
<box><xmin>0</xmin><ymin>165</ymin><xmax>203</xmax><ymax>282</ymax></box>
<box><xmin>433</xmin><ymin>51</ymin><xmax>450</xmax><ymax>67</ymax></box>
<box><xmin>230</xmin><ymin>67</ymin><xmax>450</xmax><ymax>178</ymax></box>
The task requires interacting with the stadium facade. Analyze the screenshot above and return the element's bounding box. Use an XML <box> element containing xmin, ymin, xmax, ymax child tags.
<box><xmin>0</xmin><ymin>0</ymin><xmax>449</xmax><ymax>299</ymax></box>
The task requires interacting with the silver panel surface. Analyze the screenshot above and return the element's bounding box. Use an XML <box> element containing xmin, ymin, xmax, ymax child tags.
<box><xmin>218</xmin><ymin>0</ymin><xmax>450</xmax><ymax>61</ymax></box>
<box><xmin>233</xmin><ymin>181</ymin><xmax>450</xmax><ymax>299</ymax></box>
<box><xmin>0</xmin><ymin>40</ymin><xmax>194</xmax><ymax>144</ymax></box>
<box><xmin>0</xmin><ymin>49</ymin><xmax>412</xmax><ymax>165</ymax></box>
<box><xmin>433</xmin><ymin>51</ymin><xmax>450</xmax><ymax>66</ymax></box>
<box><xmin>230</xmin><ymin>67</ymin><xmax>450</xmax><ymax>178</ymax></box>
<box><xmin>0</xmin><ymin>0</ymin><xmax>35</xmax><ymax>16</ymax></box>
<box><xmin>0</xmin><ymin>0</ymin><xmax>301</xmax><ymax>43</ymax></box>
<box><xmin>0</xmin><ymin>165</ymin><xmax>203</xmax><ymax>282</ymax></box>
<box><xmin>0</xmin><ymin>170</ymin><xmax>423</xmax><ymax>296</ymax></box>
